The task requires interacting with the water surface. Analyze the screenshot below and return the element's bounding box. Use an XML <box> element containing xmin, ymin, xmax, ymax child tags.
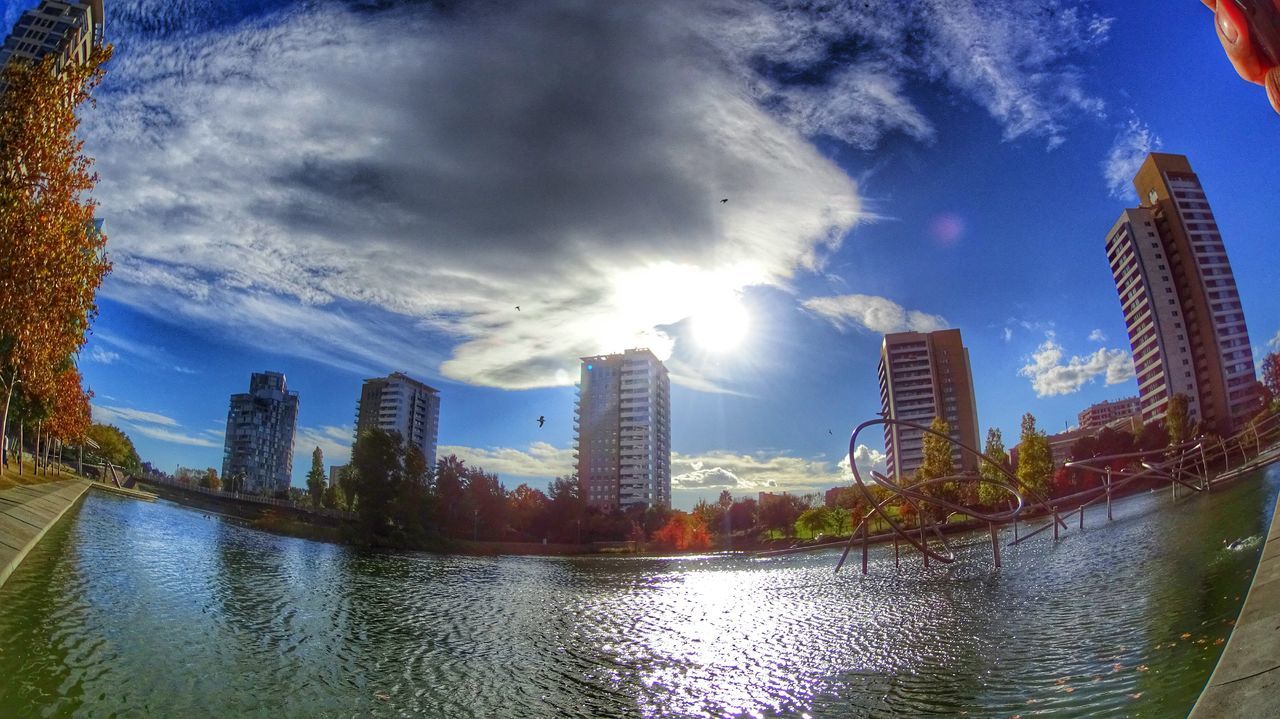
<box><xmin>1</xmin><ymin>465</ymin><xmax>1276</xmax><ymax>718</ymax></box>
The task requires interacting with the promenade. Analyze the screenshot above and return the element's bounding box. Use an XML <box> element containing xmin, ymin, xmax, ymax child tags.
<box><xmin>0</xmin><ymin>478</ymin><xmax>91</xmax><ymax>590</ymax></box>
<box><xmin>1190</xmin><ymin>457</ymin><xmax>1280</xmax><ymax>718</ymax></box>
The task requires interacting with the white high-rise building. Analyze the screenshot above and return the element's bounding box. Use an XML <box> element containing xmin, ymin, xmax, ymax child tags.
<box><xmin>575</xmin><ymin>349</ymin><xmax>671</xmax><ymax>511</ymax></box>
<box><xmin>355</xmin><ymin>372</ymin><xmax>441</xmax><ymax>470</ymax></box>
<box><xmin>1106</xmin><ymin>153</ymin><xmax>1258</xmax><ymax>432</ymax></box>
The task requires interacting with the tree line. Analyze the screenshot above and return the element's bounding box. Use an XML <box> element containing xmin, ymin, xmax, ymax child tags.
<box><xmin>0</xmin><ymin>43</ymin><xmax>113</xmax><ymax>478</ymax></box>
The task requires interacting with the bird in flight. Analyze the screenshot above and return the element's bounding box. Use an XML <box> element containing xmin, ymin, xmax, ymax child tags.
<box><xmin>720</xmin><ymin>198</ymin><xmax>729</xmax><ymax>204</ymax></box>
<box><xmin>537</xmin><ymin>415</ymin><xmax>546</xmax><ymax>428</ymax></box>
<box><xmin>828</xmin><ymin>429</ymin><xmax>833</xmax><ymax>435</ymax></box>
<box><xmin>515</xmin><ymin>306</ymin><xmax>521</xmax><ymax>311</ymax></box>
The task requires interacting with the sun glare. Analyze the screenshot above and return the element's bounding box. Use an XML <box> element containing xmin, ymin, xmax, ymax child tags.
<box><xmin>691</xmin><ymin>293</ymin><xmax>749</xmax><ymax>351</ymax></box>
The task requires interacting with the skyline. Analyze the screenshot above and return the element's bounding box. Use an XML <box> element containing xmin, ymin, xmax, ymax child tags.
<box><xmin>18</xmin><ymin>0</ymin><xmax>1274</xmax><ymax>508</ymax></box>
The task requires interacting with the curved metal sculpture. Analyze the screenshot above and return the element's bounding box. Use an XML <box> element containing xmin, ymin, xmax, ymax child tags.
<box><xmin>835</xmin><ymin>418</ymin><xmax>1055</xmax><ymax>571</ymax></box>
<box><xmin>816</xmin><ymin>412</ymin><xmax>1280</xmax><ymax>575</ymax></box>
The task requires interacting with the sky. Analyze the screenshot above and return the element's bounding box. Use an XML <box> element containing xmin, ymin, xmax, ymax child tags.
<box><xmin>10</xmin><ymin>0</ymin><xmax>1279</xmax><ymax>509</ymax></box>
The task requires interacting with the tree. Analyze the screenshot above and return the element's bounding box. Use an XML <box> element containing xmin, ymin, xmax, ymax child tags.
<box><xmin>1166</xmin><ymin>393</ymin><xmax>1190</xmax><ymax>447</ymax></box>
<box><xmin>728</xmin><ymin>497</ymin><xmax>758</xmax><ymax>533</ymax></box>
<box><xmin>796</xmin><ymin>506</ymin><xmax>834</xmax><ymax>538</ymax></box>
<box><xmin>651</xmin><ymin>511</ymin><xmax>711</xmax><ymax>551</ymax></box>
<box><xmin>978</xmin><ymin>427</ymin><xmax>1009</xmax><ymax>506</ymax></box>
<box><xmin>1016</xmin><ymin>413</ymin><xmax>1053</xmax><ymax>497</ymax></box>
<box><xmin>202</xmin><ymin>467</ymin><xmax>220</xmax><ymax>491</ymax></box>
<box><xmin>759</xmin><ymin>493</ymin><xmax>807</xmax><ymax>538</ymax></box>
<box><xmin>1262</xmin><ymin>352</ymin><xmax>1280</xmax><ymax>406</ymax></box>
<box><xmin>350</xmin><ymin>428</ymin><xmax>408</xmax><ymax>545</ymax></box>
<box><xmin>84</xmin><ymin>423</ymin><xmax>140</xmax><ymax>472</ymax></box>
<box><xmin>305</xmin><ymin>446</ymin><xmax>324</xmax><ymax>508</ymax></box>
<box><xmin>0</xmin><ymin>47</ymin><xmax>114</xmax><ymax>478</ymax></box>
<box><xmin>914</xmin><ymin>417</ymin><xmax>956</xmax><ymax>521</ymax></box>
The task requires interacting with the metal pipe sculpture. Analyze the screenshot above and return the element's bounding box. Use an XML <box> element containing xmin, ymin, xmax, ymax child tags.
<box><xmin>812</xmin><ymin>411</ymin><xmax>1280</xmax><ymax>575</ymax></box>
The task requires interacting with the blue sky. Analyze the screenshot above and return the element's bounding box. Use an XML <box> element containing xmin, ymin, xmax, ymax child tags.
<box><xmin>16</xmin><ymin>0</ymin><xmax>1276</xmax><ymax>509</ymax></box>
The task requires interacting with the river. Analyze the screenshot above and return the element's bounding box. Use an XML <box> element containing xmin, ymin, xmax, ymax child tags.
<box><xmin>1</xmin><ymin>464</ymin><xmax>1277</xmax><ymax>718</ymax></box>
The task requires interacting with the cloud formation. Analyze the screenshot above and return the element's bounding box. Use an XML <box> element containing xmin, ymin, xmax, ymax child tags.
<box><xmin>1102</xmin><ymin>117</ymin><xmax>1163</xmax><ymax>199</ymax></box>
<box><xmin>1018</xmin><ymin>333</ymin><xmax>1135</xmax><ymax>397</ymax></box>
<box><xmin>1088</xmin><ymin>329</ymin><xmax>1107</xmax><ymax>342</ymax></box>
<box><xmin>295</xmin><ymin>425</ymin><xmax>354</xmax><ymax>467</ymax></box>
<box><xmin>802</xmin><ymin>294</ymin><xmax>948</xmax><ymax>334</ymax></box>
<box><xmin>436</xmin><ymin>442</ymin><xmax>575</xmax><ymax>482</ymax></box>
<box><xmin>91</xmin><ymin>403</ymin><xmax>221</xmax><ymax>447</ymax></box>
<box><xmin>83</xmin><ymin>0</ymin><xmax>1114</xmax><ymax>391</ymax></box>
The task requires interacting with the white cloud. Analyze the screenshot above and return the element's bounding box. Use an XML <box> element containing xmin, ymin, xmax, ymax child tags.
<box><xmin>83</xmin><ymin>0</ymin><xmax>1113</xmax><ymax>392</ymax></box>
<box><xmin>1018</xmin><ymin>333</ymin><xmax>1136</xmax><ymax>397</ymax></box>
<box><xmin>92</xmin><ymin>404</ymin><xmax>180</xmax><ymax>427</ymax></box>
<box><xmin>89</xmin><ymin>347</ymin><xmax>121</xmax><ymax>364</ymax></box>
<box><xmin>436</xmin><ymin>442</ymin><xmax>575</xmax><ymax>481</ymax></box>
<box><xmin>1088</xmin><ymin>329</ymin><xmax>1107</xmax><ymax>342</ymax></box>
<box><xmin>1002</xmin><ymin>327</ymin><xmax>1014</xmax><ymax>343</ymax></box>
<box><xmin>296</xmin><ymin>425</ymin><xmax>354</xmax><ymax>467</ymax></box>
<box><xmin>672</xmin><ymin>445</ymin><xmax>883</xmax><ymax>492</ymax></box>
<box><xmin>91</xmin><ymin>403</ymin><xmax>221</xmax><ymax>447</ymax></box>
<box><xmin>1268</xmin><ymin>330</ymin><xmax>1280</xmax><ymax>351</ymax></box>
<box><xmin>802</xmin><ymin>294</ymin><xmax>947</xmax><ymax>335</ymax></box>
<box><xmin>1102</xmin><ymin>117</ymin><xmax>1163</xmax><ymax>199</ymax></box>
<box><xmin>127</xmin><ymin>425</ymin><xmax>220</xmax><ymax>448</ymax></box>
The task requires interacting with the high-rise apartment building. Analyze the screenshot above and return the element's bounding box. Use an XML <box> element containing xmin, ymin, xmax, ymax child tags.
<box><xmin>0</xmin><ymin>1</ymin><xmax>103</xmax><ymax>73</ymax></box>
<box><xmin>222</xmin><ymin>372</ymin><xmax>300</xmax><ymax>496</ymax></box>
<box><xmin>354</xmin><ymin>372</ymin><xmax>440</xmax><ymax>470</ymax></box>
<box><xmin>575</xmin><ymin>348</ymin><xmax>671</xmax><ymax>511</ymax></box>
<box><xmin>878</xmin><ymin>329</ymin><xmax>980</xmax><ymax>481</ymax></box>
<box><xmin>1078</xmin><ymin>397</ymin><xmax>1142</xmax><ymax>430</ymax></box>
<box><xmin>1106</xmin><ymin>153</ymin><xmax>1257</xmax><ymax>433</ymax></box>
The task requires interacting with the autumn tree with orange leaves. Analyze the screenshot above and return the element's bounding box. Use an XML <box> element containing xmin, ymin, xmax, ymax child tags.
<box><xmin>0</xmin><ymin>46</ymin><xmax>113</xmax><ymax>475</ymax></box>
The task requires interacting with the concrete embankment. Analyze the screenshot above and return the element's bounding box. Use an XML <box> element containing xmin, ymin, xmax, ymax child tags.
<box><xmin>1189</xmin><ymin>465</ymin><xmax>1280</xmax><ymax>718</ymax></box>
<box><xmin>0</xmin><ymin>478</ymin><xmax>91</xmax><ymax>590</ymax></box>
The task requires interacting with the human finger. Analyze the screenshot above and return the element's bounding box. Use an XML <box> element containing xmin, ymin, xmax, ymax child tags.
<box><xmin>1216</xmin><ymin>0</ymin><xmax>1271</xmax><ymax>84</ymax></box>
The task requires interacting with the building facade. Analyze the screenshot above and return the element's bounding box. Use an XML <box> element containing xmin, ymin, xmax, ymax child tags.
<box><xmin>0</xmin><ymin>0</ymin><xmax>103</xmax><ymax>73</ymax></box>
<box><xmin>1106</xmin><ymin>153</ymin><xmax>1258</xmax><ymax>433</ymax></box>
<box><xmin>1078</xmin><ymin>397</ymin><xmax>1142</xmax><ymax>430</ymax></box>
<box><xmin>354</xmin><ymin>372</ymin><xmax>441</xmax><ymax>471</ymax></box>
<box><xmin>575</xmin><ymin>348</ymin><xmax>671</xmax><ymax>511</ymax></box>
<box><xmin>222</xmin><ymin>372</ymin><xmax>299</xmax><ymax>496</ymax></box>
<box><xmin>878</xmin><ymin>329</ymin><xmax>981</xmax><ymax>481</ymax></box>
<box><xmin>328</xmin><ymin>464</ymin><xmax>347</xmax><ymax>488</ymax></box>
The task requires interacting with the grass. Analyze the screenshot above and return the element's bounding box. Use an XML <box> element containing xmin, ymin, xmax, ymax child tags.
<box><xmin>0</xmin><ymin>453</ymin><xmax>84</xmax><ymax>491</ymax></box>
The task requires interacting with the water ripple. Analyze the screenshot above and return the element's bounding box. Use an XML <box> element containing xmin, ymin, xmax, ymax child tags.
<box><xmin>0</xmin><ymin>468</ymin><xmax>1277</xmax><ymax>717</ymax></box>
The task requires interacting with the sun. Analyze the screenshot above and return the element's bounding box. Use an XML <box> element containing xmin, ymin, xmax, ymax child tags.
<box><xmin>691</xmin><ymin>293</ymin><xmax>750</xmax><ymax>351</ymax></box>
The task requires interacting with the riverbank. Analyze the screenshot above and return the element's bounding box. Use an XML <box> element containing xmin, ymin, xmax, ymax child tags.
<box><xmin>0</xmin><ymin>478</ymin><xmax>90</xmax><ymax>590</ymax></box>
<box><xmin>1188</xmin><ymin>476</ymin><xmax>1280</xmax><ymax>718</ymax></box>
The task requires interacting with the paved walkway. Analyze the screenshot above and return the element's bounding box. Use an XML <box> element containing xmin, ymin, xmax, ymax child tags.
<box><xmin>1189</xmin><ymin>483</ymin><xmax>1280</xmax><ymax>718</ymax></box>
<box><xmin>0</xmin><ymin>478</ymin><xmax>91</xmax><ymax>590</ymax></box>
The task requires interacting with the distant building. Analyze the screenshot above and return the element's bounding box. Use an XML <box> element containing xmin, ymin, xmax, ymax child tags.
<box><xmin>1046</xmin><ymin>428</ymin><xmax>1089</xmax><ymax>468</ymax></box>
<box><xmin>1106</xmin><ymin>153</ymin><xmax>1258</xmax><ymax>433</ymax></box>
<box><xmin>1078</xmin><ymin>397</ymin><xmax>1142</xmax><ymax>430</ymax></box>
<box><xmin>0</xmin><ymin>0</ymin><xmax>103</xmax><ymax>75</ymax></box>
<box><xmin>222</xmin><ymin>372</ymin><xmax>299</xmax><ymax>496</ymax></box>
<box><xmin>354</xmin><ymin>372</ymin><xmax>440</xmax><ymax>471</ymax></box>
<box><xmin>575</xmin><ymin>348</ymin><xmax>671</xmax><ymax>511</ymax></box>
<box><xmin>328</xmin><ymin>464</ymin><xmax>347</xmax><ymax>488</ymax></box>
<box><xmin>878</xmin><ymin>329</ymin><xmax>981</xmax><ymax>481</ymax></box>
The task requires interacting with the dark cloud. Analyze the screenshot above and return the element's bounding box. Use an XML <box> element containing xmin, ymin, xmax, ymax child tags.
<box><xmin>83</xmin><ymin>0</ymin><xmax>1111</xmax><ymax>388</ymax></box>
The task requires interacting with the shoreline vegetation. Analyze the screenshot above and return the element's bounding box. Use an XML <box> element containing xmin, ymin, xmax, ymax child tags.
<box><xmin>136</xmin><ymin>392</ymin><xmax>1280</xmax><ymax>561</ymax></box>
